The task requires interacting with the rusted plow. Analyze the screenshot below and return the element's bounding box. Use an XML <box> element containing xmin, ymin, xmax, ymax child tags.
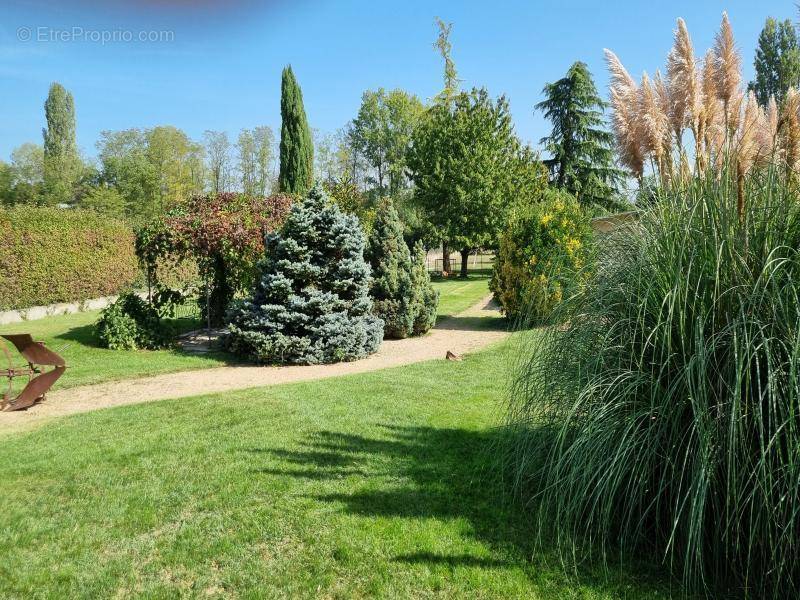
<box><xmin>1</xmin><ymin>334</ymin><xmax>66</xmax><ymax>412</ymax></box>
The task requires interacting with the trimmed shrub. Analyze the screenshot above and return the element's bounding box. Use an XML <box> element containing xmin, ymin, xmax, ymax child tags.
<box><xmin>95</xmin><ymin>292</ymin><xmax>174</xmax><ymax>350</ymax></box>
<box><xmin>0</xmin><ymin>206</ymin><xmax>138</xmax><ymax>310</ymax></box>
<box><xmin>490</xmin><ymin>189</ymin><xmax>592</xmax><ymax>322</ymax></box>
<box><xmin>226</xmin><ymin>183</ymin><xmax>383</xmax><ymax>364</ymax></box>
<box><xmin>503</xmin><ymin>165</ymin><xmax>800</xmax><ymax>596</ymax></box>
<box><xmin>409</xmin><ymin>240</ymin><xmax>438</xmax><ymax>335</ymax></box>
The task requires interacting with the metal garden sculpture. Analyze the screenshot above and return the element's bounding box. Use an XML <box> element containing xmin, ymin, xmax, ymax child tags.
<box><xmin>1</xmin><ymin>334</ymin><xmax>66</xmax><ymax>412</ymax></box>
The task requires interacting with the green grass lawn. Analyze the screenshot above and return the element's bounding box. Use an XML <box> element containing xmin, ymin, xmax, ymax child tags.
<box><xmin>431</xmin><ymin>271</ymin><xmax>492</xmax><ymax>319</ymax></box>
<box><xmin>0</xmin><ymin>274</ymin><xmax>492</xmax><ymax>390</ymax></box>
<box><xmin>0</xmin><ymin>341</ymin><xmax>670</xmax><ymax>598</ymax></box>
<box><xmin>1</xmin><ymin>312</ymin><xmax>232</xmax><ymax>389</ymax></box>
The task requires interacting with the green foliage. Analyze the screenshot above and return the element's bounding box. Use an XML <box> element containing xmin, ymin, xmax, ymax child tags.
<box><xmin>433</xmin><ymin>17</ymin><xmax>460</xmax><ymax>105</ymax></box>
<box><xmin>365</xmin><ymin>199</ymin><xmax>438</xmax><ymax>338</ymax></box>
<box><xmin>278</xmin><ymin>66</ymin><xmax>314</xmax><ymax>196</ymax></box>
<box><xmin>42</xmin><ymin>82</ymin><xmax>81</xmax><ymax>205</ymax></box>
<box><xmin>503</xmin><ymin>164</ymin><xmax>800</xmax><ymax>596</ymax></box>
<box><xmin>0</xmin><ymin>161</ymin><xmax>13</xmax><ymax>206</ymax></box>
<box><xmin>349</xmin><ymin>88</ymin><xmax>424</xmax><ymax>195</ymax></box>
<box><xmin>95</xmin><ymin>292</ymin><xmax>174</xmax><ymax>350</ymax></box>
<box><xmin>409</xmin><ymin>240</ymin><xmax>439</xmax><ymax>335</ymax></box>
<box><xmin>536</xmin><ymin>62</ymin><xmax>625</xmax><ymax>211</ymax></box>
<box><xmin>136</xmin><ymin>193</ymin><xmax>292</xmax><ymax>326</ymax></box>
<box><xmin>749</xmin><ymin>17</ymin><xmax>800</xmax><ymax>106</ymax></box>
<box><xmin>227</xmin><ymin>183</ymin><xmax>383</xmax><ymax>364</ymax></box>
<box><xmin>408</xmin><ymin>88</ymin><xmax>545</xmax><ymax>255</ymax></box>
<box><xmin>0</xmin><ymin>206</ymin><xmax>138</xmax><ymax>311</ymax></box>
<box><xmin>237</xmin><ymin>126</ymin><xmax>274</xmax><ymax>196</ymax></box>
<box><xmin>96</xmin><ymin>127</ymin><xmax>204</xmax><ymax>221</ymax></box>
<box><xmin>78</xmin><ymin>186</ymin><xmax>126</xmax><ymax>218</ymax></box>
<box><xmin>490</xmin><ymin>189</ymin><xmax>593</xmax><ymax>322</ymax></box>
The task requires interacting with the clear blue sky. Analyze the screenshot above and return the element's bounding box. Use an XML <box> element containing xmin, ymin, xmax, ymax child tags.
<box><xmin>0</xmin><ymin>0</ymin><xmax>795</xmax><ymax>162</ymax></box>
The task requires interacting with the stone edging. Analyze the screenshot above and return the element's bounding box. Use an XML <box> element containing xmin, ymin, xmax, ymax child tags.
<box><xmin>0</xmin><ymin>293</ymin><xmax>145</xmax><ymax>325</ymax></box>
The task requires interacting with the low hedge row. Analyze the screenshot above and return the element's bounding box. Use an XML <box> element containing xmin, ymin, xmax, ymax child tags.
<box><xmin>0</xmin><ymin>207</ymin><xmax>139</xmax><ymax>311</ymax></box>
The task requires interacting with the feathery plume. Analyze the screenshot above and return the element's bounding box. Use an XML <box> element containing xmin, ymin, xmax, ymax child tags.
<box><xmin>736</xmin><ymin>92</ymin><xmax>762</xmax><ymax>174</ymax></box>
<box><xmin>604</xmin><ymin>49</ymin><xmax>644</xmax><ymax>178</ymax></box>
<box><xmin>713</xmin><ymin>12</ymin><xmax>742</xmax><ymax>123</ymax></box>
<box><xmin>699</xmin><ymin>50</ymin><xmax>722</xmax><ymax>165</ymax></box>
<box><xmin>666</xmin><ymin>18</ymin><xmax>699</xmax><ymax>143</ymax></box>
<box><xmin>779</xmin><ymin>88</ymin><xmax>800</xmax><ymax>170</ymax></box>
<box><xmin>654</xmin><ymin>71</ymin><xmax>675</xmax><ymax>178</ymax></box>
<box><xmin>639</xmin><ymin>72</ymin><xmax>670</xmax><ymax>172</ymax></box>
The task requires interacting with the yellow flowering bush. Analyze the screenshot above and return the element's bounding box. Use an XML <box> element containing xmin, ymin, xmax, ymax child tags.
<box><xmin>490</xmin><ymin>189</ymin><xmax>593</xmax><ymax>322</ymax></box>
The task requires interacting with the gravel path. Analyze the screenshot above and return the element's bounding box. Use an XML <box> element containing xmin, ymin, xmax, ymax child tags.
<box><xmin>1</xmin><ymin>296</ymin><xmax>508</xmax><ymax>433</ymax></box>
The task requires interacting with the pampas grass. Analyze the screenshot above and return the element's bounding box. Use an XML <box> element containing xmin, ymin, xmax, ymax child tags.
<box><xmin>504</xmin><ymin>162</ymin><xmax>800</xmax><ymax>596</ymax></box>
<box><xmin>607</xmin><ymin>12</ymin><xmax>798</xmax><ymax>185</ymax></box>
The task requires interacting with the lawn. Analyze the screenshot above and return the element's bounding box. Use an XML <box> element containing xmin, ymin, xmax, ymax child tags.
<box><xmin>431</xmin><ymin>272</ymin><xmax>492</xmax><ymax>319</ymax></box>
<box><xmin>0</xmin><ymin>274</ymin><xmax>492</xmax><ymax>390</ymax></box>
<box><xmin>0</xmin><ymin>340</ymin><xmax>670</xmax><ymax>598</ymax></box>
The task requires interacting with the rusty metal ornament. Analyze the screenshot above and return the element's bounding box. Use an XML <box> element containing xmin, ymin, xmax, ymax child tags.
<box><xmin>1</xmin><ymin>334</ymin><xmax>66</xmax><ymax>412</ymax></box>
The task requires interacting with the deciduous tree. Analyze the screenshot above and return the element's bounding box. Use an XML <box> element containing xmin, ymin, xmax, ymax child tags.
<box><xmin>42</xmin><ymin>82</ymin><xmax>81</xmax><ymax>205</ymax></box>
<box><xmin>349</xmin><ymin>89</ymin><xmax>423</xmax><ymax>196</ymax></box>
<box><xmin>749</xmin><ymin>17</ymin><xmax>800</xmax><ymax>106</ymax></box>
<box><xmin>408</xmin><ymin>88</ymin><xmax>544</xmax><ymax>277</ymax></box>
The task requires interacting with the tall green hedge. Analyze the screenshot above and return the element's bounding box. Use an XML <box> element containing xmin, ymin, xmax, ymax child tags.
<box><xmin>0</xmin><ymin>207</ymin><xmax>138</xmax><ymax>311</ymax></box>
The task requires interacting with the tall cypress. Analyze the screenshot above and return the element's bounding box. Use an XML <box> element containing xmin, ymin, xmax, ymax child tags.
<box><xmin>42</xmin><ymin>82</ymin><xmax>81</xmax><ymax>205</ymax></box>
<box><xmin>278</xmin><ymin>66</ymin><xmax>314</xmax><ymax>195</ymax></box>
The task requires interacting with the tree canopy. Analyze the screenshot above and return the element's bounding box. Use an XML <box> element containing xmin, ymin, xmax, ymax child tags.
<box><xmin>536</xmin><ymin>61</ymin><xmax>624</xmax><ymax>211</ymax></box>
<box><xmin>348</xmin><ymin>89</ymin><xmax>424</xmax><ymax>196</ymax></box>
<box><xmin>408</xmin><ymin>87</ymin><xmax>544</xmax><ymax>274</ymax></box>
<box><xmin>749</xmin><ymin>17</ymin><xmax>800</xmax><ymax>106</ymax></box>
<box><xmin>42</xmin><ymin>82</ymin><xmax>81</xmax><ymax>205</ymax></box>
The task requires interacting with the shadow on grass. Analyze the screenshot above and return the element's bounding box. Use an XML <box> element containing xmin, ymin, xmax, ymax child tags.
<box><xmin>434</xmin><ymin>315</ymin><xmax>508</xmax><ymax>332</ymax></box>
<box><xmin>247</xmin><ymin>424</ymin><xmax>672</xmax><ymax>594</ymax></box>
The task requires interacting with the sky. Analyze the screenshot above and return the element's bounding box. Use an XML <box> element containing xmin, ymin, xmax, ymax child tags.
<box><xmin>0</xmin><ymin>0</ymin><xmax>796</xmax><ymax>162</ymax></box>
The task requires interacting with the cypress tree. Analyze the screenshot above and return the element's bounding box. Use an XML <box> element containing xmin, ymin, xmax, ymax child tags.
<box><xmin>536</xmin><ymin>62</ymin><xmax>624</xmax><ymax>211</ymax></box>
<box><xmin>365</xmin><ymin>199</ymin><xmax>438</xmax><ymax>338</ymax></box>
<box><xmin>42</xmin><ymin>82</ymin><xmax>80</xmax><ymax>205</ymax></box>
<box><xmin>278</xmin><ymin>66</ymin><xmax>314</xmax><ymax>196</ymax></box>
<box><xmin>226</xmin><ymin>183</ymin><xmax>383</xmax><ymax>364</ymax></box>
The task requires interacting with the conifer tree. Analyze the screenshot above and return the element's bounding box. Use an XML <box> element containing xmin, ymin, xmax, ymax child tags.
<box><xmin>409</xmin><ymin>240</ymin><xmax>438</xmax><ymax>335</ymax></box>
<box><xmin>365</xmin><ymin>199</ymin><xmax>438</xmax><ymax>338</ymax></box>
<box><xmin>749</xmin><ymin>17</ymin><xmax>800</xmax><ymax>106</ymax></box>
<box><xmin>42</xmin><ymin>82</ymin><xmax>81</xmax><ymax>205</ymax></box>
<box><xmin>536</xmin><ymin>62</ymin><xmax>624</xmax><ymax>211</ymax></box>
<box><xmin>366</xmin><ymin>199</ymin><xmax>414</xmax><ymax>338</ymax></box>
<box><xmin>226</xmin><ymin>183</ymin><xmax>383</xmax><ymax>364</ymax></box>
<box><xmin>278</xmin><ymin>66</ymin><xmax>314</xmax><ymax>196</ymax></box>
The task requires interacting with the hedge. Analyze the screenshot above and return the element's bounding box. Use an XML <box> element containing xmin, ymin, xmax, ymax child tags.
<box><xmin>0</xmin><ymin>207</ymin><xmax>139</xmax><ymax>311</ymax></box>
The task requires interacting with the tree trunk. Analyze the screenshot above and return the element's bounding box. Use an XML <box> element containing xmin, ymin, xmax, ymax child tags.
<box><xmin>442</xmin><ymin>241</ymin><xmax>451</xmax><ymax>276</ymax></box>
<box><xmin>459</xmin><ymin>248</ymin><xmax>470</xmax><ymax>278</ymax></box>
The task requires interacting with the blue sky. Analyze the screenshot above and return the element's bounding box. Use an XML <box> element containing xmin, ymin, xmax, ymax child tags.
<box><xmin>0</xmin><ymin>0</ymin><xmax>795</xmax><ymax>162</ymax></box>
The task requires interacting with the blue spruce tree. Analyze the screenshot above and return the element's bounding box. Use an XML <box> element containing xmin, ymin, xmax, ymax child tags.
<box><xmin>226</xmin><ymin>183</ymin><xmax>384</xmax><ymax>364</ymax></box>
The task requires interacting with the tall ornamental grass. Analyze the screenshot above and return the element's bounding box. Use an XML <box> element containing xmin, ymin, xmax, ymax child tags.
<box><xmin>505</xmin><ymin>165</ymin><xmax>800</xmax><ymax>596</ymax></box>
